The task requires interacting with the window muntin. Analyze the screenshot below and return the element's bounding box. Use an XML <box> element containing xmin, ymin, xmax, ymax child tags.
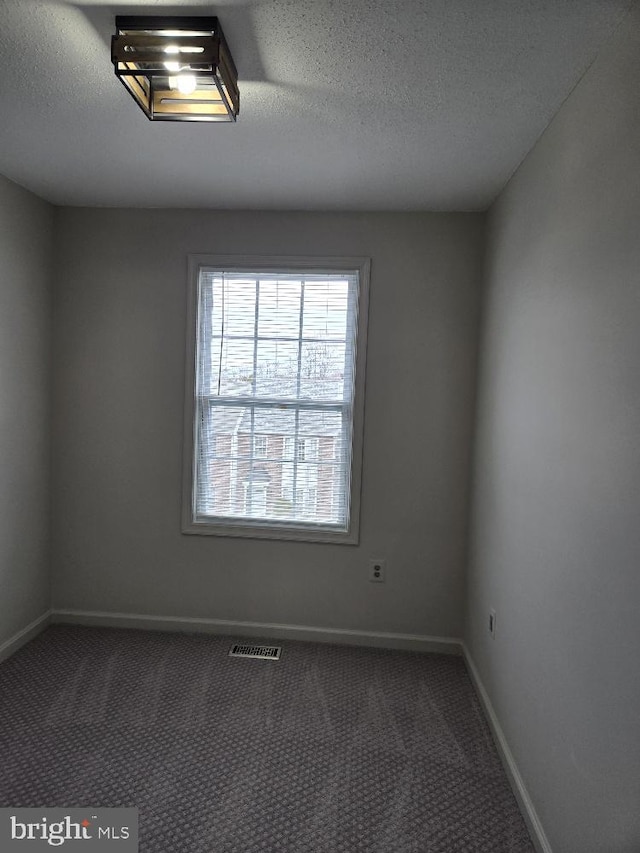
<box><xmin>183</xmin><ymin>256</ymin><xmax>369</xmax><ymax>543</ymax></box>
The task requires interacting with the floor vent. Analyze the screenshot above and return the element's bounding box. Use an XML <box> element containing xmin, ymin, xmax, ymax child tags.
<box><xmin>229</xmin><ymin>643</ymin><xmax>282</xmax><ymax>660</ymax></box>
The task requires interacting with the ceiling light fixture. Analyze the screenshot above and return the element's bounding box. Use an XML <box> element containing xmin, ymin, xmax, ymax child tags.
<box><xmin>111</xmin><ymin>16</ymin><xmax>239</xmax><ymax>122</ymax></box>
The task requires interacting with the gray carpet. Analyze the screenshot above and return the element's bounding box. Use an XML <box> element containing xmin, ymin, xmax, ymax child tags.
<box><xmin>0</xmin><ymin>626</ymin><xmax>534</xmax><ymax>852</ymax></box>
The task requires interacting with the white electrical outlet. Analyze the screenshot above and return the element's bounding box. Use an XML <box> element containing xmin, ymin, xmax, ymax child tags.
<box><xmin>489</xmin><ymin>609</ymin><xmax>497</xmax><ymax>638</ymax></box>
<box><xmin>369</xmin><ymin>559</ymin><xmax>386</xmax><ymax>583</ymax></box>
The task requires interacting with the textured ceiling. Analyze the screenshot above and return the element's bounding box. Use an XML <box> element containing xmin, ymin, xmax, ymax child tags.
<box><xmin>0</xmin><ymin>0</ymin><xmax>632</xmax><ymax>210</ymax></box>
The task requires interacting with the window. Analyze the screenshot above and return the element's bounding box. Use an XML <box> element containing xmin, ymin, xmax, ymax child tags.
<box><xmin>182</xmin><ymin>254</ymin><xmax>370</xmax><ymax>543</ymax></box>
<box><xmin>297</xmin><ymin>437</ymin><xmax>318</xmax><ymax>462</ymax></box>
<box><xmin>253</xmin><ymin>435</ymin><xmax>268</xmax><ymax>458</ymax></box>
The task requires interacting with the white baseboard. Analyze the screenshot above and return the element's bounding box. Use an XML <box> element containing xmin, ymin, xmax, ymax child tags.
<box><xmin>462</xmin><ymin>645</ymin><xmax>552</xmax><ymax>853</ymax></box>
<box><xmin>51</xmin><ymin>608</ymin><xmax>462</xmax><ymax>656</ymax></box>
<box><xmin>0</xmin><ymin>610</ymin><xmax>52</xmax><ymax>663</ymax></box>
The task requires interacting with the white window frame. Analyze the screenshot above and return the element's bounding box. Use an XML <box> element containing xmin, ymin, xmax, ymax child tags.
<box><xmin>182</xmin><ymin>254</ymin><xmax>370</xmax><ymax>544</ymax></box>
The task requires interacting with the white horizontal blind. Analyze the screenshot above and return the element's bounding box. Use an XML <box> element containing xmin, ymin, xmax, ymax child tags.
<box><xmin>193</xmin><ymin>269</ymin><xmax>360</xmax><ymax>532</ymax></box>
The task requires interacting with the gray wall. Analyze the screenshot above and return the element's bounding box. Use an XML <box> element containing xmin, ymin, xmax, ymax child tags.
<box><xmin>52</xmin><ymin>211</ymin><xmax>483</xmax><ymax>639</ymax></box>
<box><xmin>0</xmin><ymin>174</ymin><xmax>53</xmax><ymax>645</ymax></box>
<box><xmin>466</xmin><ymin>7</ymin><xmax>640</xmax><ymax>853</ymax></box>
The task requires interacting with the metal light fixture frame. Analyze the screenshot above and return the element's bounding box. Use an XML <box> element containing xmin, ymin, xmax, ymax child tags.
<box><xmin>112</xmin><ymin>16</ymin><xmax>239</xmax><ymax>122</ymax></box>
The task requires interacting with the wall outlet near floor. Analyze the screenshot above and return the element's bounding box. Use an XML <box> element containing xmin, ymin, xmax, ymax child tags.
<box><xmin>489</xmin><ymin>609</ymin><xmax>497</xmax><ymax>638</ymax></box>
<box><xmin>369</xmin><ymin>559</ymin><xmax>386</xmax><ymax>583</ymax></box>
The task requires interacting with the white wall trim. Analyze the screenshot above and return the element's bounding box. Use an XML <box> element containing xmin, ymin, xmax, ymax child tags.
<box><xmin>182</xmin><ymin>254</ymin><xmax>371</xmax><ymax>546</ymax></box>
<box><xmin>462</xmin><ymin>644</ymin><xmax>553</xmax><ymax>853</ymax></box>
<box><xmin>0</xmin><ymin>610</ymin><xmax>51</xmax><ymax>664</ymax></box>
<box><xmin>51</xmin><ymin>609</ymin><xmax>462</xmax><ymax>655</ymax></box>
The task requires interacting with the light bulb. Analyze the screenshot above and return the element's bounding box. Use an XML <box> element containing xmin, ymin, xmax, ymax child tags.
<box><xmin>164</xmin><ymin>45</ymin><xmax>180</xmax><ymax>72</ymax></box>
<box><xmin>177</xmin><ymin>75</ymin><xmax>197</xmax><ymax>95</ymax></box>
